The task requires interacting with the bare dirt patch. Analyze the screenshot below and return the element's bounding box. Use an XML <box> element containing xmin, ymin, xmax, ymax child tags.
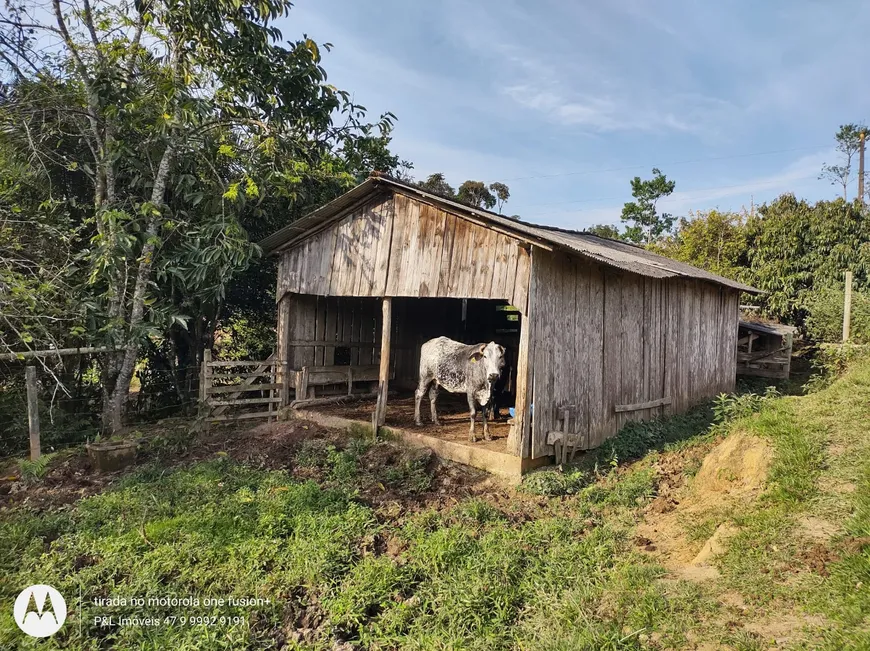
<box><xmin>742</xmin><ymin>613</ymin><xmax>828</xmax><ymax>645</ymax></box>
<box><xmin>317</xmin><ymin>394</ymin><xmax>511</xmax><ymax>454</ymax></box>
<box><xmin>0</xmin><ymin>448</ymin><xmax>111</xmax><ymax>512</ymax></box>
<box><xmin>797</xmin><ymin>515</ymin><xmax>841</xmax><ymax>543</ymax></box>
<box><xmin>693</xmin><ymin>430</ymin><xmax>772</xmax><ymax>497</ymax></box>
<box><xmin>636</xmin><ymin>432</ymin><xmax>773</xmax><ymax>577</ymax></box>
<box><xmin>0</xmin><ymin>417</ymin><xmax>513</xmax><ymax>519</ymax></box>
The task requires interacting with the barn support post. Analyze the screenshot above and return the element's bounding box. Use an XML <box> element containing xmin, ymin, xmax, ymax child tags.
<box><xmin>25</xmin><ymin>365</ymin><xmax>40</xmax><ymax>461</ymax></box>
<box><xmin>507</xmin><ymin>311</ymin><xmax>531</xmax><ymax>457</ymax></box>
<box><xmin>508</xmin><ymin>246</ymin><xmax>534</xmax><ymax>458</ymax></box>
<box><xmin>277</xmin><ymin>292</ymin><xmax>292</xmax><ymax>406</ymax></box>
<box><xmin>373</xmin><ymin>297</ymin><xmax>392</xmax><ymax>431</ymax></box>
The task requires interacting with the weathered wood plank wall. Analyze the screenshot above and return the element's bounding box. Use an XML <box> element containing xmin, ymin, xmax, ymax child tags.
<box><xmin>277</xmin><ymin>193</ymin><xmax>530</xmax><ymax>308</ymax></box>
<box><xmin>282</xmin><ymin>295</ymin><xmax>381</xmax><ymax>371</ymax></box>
<box><xmin>278</xmin><ymin>294</ymin><xmax>459</xmax><ymax>390</ymax></box>
<box><xmin>528</xmin><ymin>252</ymin><xmax>739</xmax><ymax>459</ymax></box>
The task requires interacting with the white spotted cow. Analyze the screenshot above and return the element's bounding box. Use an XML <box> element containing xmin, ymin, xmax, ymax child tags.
<box><xmin>414</xmin><ymin>337</ymin><xmax>506</xmax><ymax>442</ymax></box>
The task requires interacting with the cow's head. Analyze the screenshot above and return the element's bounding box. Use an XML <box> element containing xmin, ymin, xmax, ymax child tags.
<box><xmin>469</xmin><ymin>342</ymin><xmax>506</xmax><ymax>383</ymax></box>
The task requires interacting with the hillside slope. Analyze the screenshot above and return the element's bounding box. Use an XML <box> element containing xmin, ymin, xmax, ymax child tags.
<box><xmin>1</xmin><ymin>358</ymin><xmax>868</xmax><ymax>650</ymax></box>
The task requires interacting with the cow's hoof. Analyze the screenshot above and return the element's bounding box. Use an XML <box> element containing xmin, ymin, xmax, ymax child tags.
<box><xmin>415</xmin><ymin>420</ymin><xmax>423</xmax><ymax>427</ymax></box>
<box><xmin>469</xmin><ymin>437</ymin><xmax>477</xmax><ymax>443</ymax></box>
<box><xmin>484</xmin><ymin>434</ymin><xmax>492</xmax><ymax>442</ymax></box>
<box><xmin>432</xmin><ymin>420</ymin><xmax>441</xmax><ymax>427</ymax></box>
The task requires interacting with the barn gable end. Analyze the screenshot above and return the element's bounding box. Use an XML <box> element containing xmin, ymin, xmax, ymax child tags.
<box><xmin>277</xmin><ymin>191</ymin><xmax>532</xmax><ymax>309</ymax></box>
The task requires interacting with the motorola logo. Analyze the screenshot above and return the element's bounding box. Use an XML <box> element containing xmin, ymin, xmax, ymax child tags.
<box><xmin>13</xmin><ymin>584</ymin><xmax>67</xmax><ymax>638</ymax></box>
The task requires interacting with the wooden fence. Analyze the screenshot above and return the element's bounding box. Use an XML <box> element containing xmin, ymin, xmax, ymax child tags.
<box><xmin>199</xmin><ymin>351</ymin><xmax>286</xmax><ymax>424</ymax></box>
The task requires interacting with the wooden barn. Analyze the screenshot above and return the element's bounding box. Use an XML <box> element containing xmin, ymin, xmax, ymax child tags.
<box><xmin>260</xmin><ymin>174</ymin><xmax>760</xmax><ymax>476</ymax></box>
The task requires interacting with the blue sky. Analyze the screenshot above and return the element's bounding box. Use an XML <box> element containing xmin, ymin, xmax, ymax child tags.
<box><xmin>279</xmin><ymin>0</ymin><xmax>870</xmax><ymax>230</ymax></box>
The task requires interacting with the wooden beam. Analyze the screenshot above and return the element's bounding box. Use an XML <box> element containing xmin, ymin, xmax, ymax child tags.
<box><xmin>374</xmin><ymin>297</ymin><xmax>392</xmax><ymax>429</ymax></box>
<box><xmin>614</xmin><ymin>396</ymin><xmax>672</xmax><ymax>413</ymax></box>
<box><xmin>207</xmin><ymin>359</ymin><xmax>282</xmax><ymax>367</ymax></box>
<box><xmin>25</xmin><ymin>366</ymin><xmax>40</xmax><ymax>461</ymax></box>
<box><xmin>200</xmin><ymin>349</ymin><xmax>212</xmax><ymax>430</ymax></box>
<box><xmin>289</xmin><ymin>390</ymin><xmax>382</xmax><ymax>410</ymax></box>
<box><xmin>208</xmin><ymin>397</ymin><xmax>282</xmax><ymax>406</ymax></box>
<box><xmin>508</xmin><ymin>248</ymin><xmax>535</xmax><ymax>458</ymax></box>
<box><xmin>209</xmin><ymin>410</ymin><xmax>277</xmax><ymax>422</ymax></box>
<box><xmin>0</xmin><ymin>346</ymin><xmax>118</xmax><ymax>361</ymax></box>
<box><xmin>209</xmin><ymin>371</ymin><xmax>277</xmax><ymax>379</ymax></box>
<box><xmin>207</xmin><ymin>382</ymin><xmax>282</xmax><ymax>395</ymax></box>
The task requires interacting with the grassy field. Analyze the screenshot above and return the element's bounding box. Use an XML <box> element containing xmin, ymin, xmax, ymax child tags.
<box><xmin>1</xmin><ymin>356</ymin><xmax>869</xmax><ymax>650</ymax></box>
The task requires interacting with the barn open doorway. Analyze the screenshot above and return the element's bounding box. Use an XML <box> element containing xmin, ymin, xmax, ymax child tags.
<box><xmin>285</xmin><ymin>294</ymin><xmax>524</xmax><ymax>454</ymax></box>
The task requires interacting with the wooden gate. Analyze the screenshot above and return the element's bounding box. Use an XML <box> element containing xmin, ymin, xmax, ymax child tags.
<box><xmin>199</xmin><ymin>351</ymin><xmax>286</xmax><ymax>424</ymax></box>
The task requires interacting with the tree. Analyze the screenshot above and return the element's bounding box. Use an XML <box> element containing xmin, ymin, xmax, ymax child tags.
<box><xmin>746</xmin><ymin>194</ymin><xmax>870</xmax><ymax>325</ymax></box>
<box><xmin>417</xmin><ymin>173</ymin><xmax>455</xmax><ymax>199</ymax></box>
<box><xmin>457</xmin><ymin>180</ymin><xmax>496</xmax><ymax>210</ymax></box>
<box><xmin>620</xmin><ymin>168</ymin><xmax>676</xmax><ymax>244</ymax></box>
<box><xmin>0</xmin><ymin>0</ymin><xmax>403</xmax><ymax>433</ymax></box>
<box><xmin>586</xmin><ymin>224</ymin><xmax>622</xmax><ymax>240</ymax></box>
<box><xmin>489</xmin><ymin>182</ymin><xmax>510</xmax><ymax>214</ymax></box>
<box><xmin>820</xmin><ymin>123</ymin><xmax>867</xmax><ymax>200</ymax></box>
<box><xmin>416</xmin><ymin>174</ymin><xmax>512</xmax><ymax>213</ymax></box>
<box><xmin>650</xmin><ymin>210</ymin><xmax>750</xmax><ymax>280</ymax></box>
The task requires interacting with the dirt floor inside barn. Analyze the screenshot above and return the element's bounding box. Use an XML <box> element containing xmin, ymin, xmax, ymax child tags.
<box><xmin>314</xmin><ymin>393</ymin><xmax>512</xmax><ymax>453</ymax></box>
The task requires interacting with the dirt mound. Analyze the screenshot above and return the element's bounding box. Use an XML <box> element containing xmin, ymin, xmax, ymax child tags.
<box><xmin>636</xmin><ymin>432</ymin><xmax>772</xmax><ymax>577</ymax></box>
<box><xmin>693</xmin><ymin>431</ymin><xmax>772</xmax><ymax>496</ymax></box>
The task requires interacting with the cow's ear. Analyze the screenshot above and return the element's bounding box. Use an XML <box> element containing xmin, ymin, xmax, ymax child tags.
<box><xmin>469</xmin><ymin>344</ymin><xmax>486</xmax><ymax>361</ymax></box>
<box><xmin>498</xmin><ymin>345</ymin><xmax>505</xmax><ymax>355</ymax></box>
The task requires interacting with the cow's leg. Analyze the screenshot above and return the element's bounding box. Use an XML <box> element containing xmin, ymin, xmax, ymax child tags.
<box><xmin>482</xmin><ymin>401</ymin><xmax>491</xmax><ymax>441</ymax></box>
<box><xmin>414</xmin><ymin>376</ymin><xmax>431</xmax><ymax>426</ymax></box>
<box><xmin>428</xmin><ymin>383</ymin><xmax>440</xmax><ymax>426</ymax></box>
<box><xmin>467</xmin><ymin>392</ymin><xmax>477</xmax><ymax>443</ymax></box>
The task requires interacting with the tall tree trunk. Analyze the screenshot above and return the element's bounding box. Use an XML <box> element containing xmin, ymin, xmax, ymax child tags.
<box><xmin>103</xmin><ymin>143</ymin><xmax>175</xmax><ymax>433</ymax></box>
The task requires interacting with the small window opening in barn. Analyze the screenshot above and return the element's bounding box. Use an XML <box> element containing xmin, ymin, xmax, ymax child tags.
<box><xmin>334</xmin><ymin>346</ymin><xmax>351</xmax><ymax>366</ymax></box>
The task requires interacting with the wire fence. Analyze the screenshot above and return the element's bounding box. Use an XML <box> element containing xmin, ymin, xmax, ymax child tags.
<box><xmin>0</xmin><ymin>361</ymin><xmax>203</xmax><ymax>459</ymax></box>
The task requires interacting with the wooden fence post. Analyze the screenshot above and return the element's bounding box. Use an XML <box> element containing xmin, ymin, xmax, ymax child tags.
<box><xmin>25</xmin><ymin>366</ymin><xmax>40</xmax><ymax>461</ymax></box>
<box><xmin>844</xmin><ymin>271</ymin><xmax>854</xmax><ymax>343</ymax></box>
<box><xmin>200</xmin><ymin>349</ymin><xmax>212</xmax><ymax>430</ymax></box>
<box><xmin>268</xmin><ymin>354</ymin><xmax>276</xmax><ymax>424</ymax></box>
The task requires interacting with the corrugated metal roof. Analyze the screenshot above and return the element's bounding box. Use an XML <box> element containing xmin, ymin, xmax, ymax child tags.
<box><xmin>259</xmin><ymin>174</ymin><xmax>762</xmax><ymax>294</ymax></box>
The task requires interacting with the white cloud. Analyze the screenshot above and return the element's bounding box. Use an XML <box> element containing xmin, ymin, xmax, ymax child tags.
<box><xmin>501</xmin><ymin>83</ymin><xmax>722</xmax><ymax>134</ymax></box>
<box><xmin>521</xmin><ymin>149</ymin><xmax>834</xmax><ymax>229</ymax></box>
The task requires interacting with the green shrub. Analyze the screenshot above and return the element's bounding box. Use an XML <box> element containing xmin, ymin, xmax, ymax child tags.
<box><xmin>711</xmin><ymin>387</ymin><xmax>780</xmax><ymax>427</ymax></box>
<box><xmin>522</xmin><ymin>469</ymin><xmax>588</xmax><ymax>497</ymax></box>
<box><xmin>806</xmin><ymin>343</ymin><xmax>870</xmax><ymax>391</ymax></box>
<box><xmin>804</xmin><ymin>287</ymin><xmax>870</xmax><ymax>344</ymax></box>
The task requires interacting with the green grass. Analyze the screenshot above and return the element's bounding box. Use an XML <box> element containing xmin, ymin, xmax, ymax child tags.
<box><xmin>2</xmin><ymin>354</ymin><xmax>870</xmax><ymax>649</ymax></box>
<box><xmin>711</xmin><ymin>353</ymin><xmax>870</xmax><ymax>646</ymax></box>
<box><xmin>0</xmin><ymin>453</ymin><xmax>701</xmax><ymax>649</ymax></box>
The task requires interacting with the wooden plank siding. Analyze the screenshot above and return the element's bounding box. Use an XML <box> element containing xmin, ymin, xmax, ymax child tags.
<box><xmin>527</xmin><ymin>253</ymin><xmax>740</xmax><ymax>459</ymax></box>
<box><xmin>273</xmin><ymin>190</ymin><xmax>742</xmax><ymax>461</ymax></box>
<box><xmin>277</xmin><ymin>193</ymin><xmax>532</xmax><ymax>309</ymax></box>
